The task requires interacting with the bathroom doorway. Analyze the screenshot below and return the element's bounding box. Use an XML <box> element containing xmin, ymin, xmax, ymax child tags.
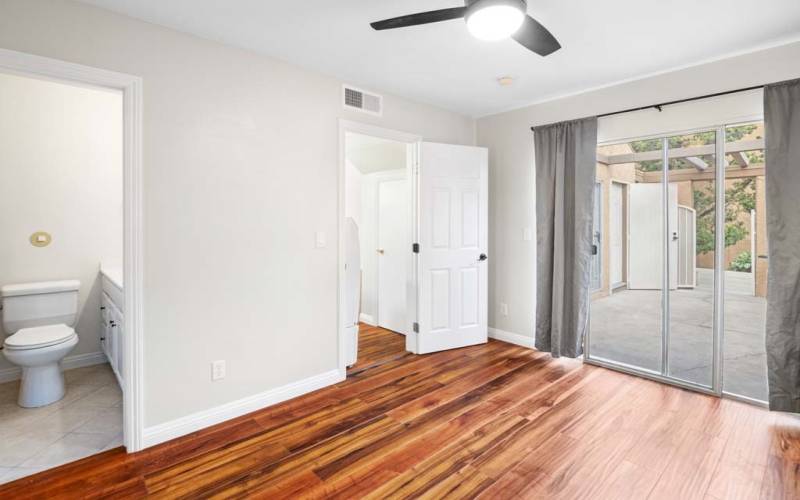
<box><xmin>0</xmin><ymin>49</ymin><xmax>143</xmax><ymax>483</ymax></box>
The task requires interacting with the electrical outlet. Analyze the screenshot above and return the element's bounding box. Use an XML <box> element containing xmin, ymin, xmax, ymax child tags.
<box><xmin>211</xmin><ymin>360</ymin><xmax>226</xmax><ymax>381</ymax></box>
<box><xmin>500</xmin><ymin>303</ymin><xmax>509</xmax><ymax>316</ymax></box>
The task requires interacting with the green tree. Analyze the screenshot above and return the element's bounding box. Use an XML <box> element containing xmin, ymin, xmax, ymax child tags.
<box><xmin>693</xmin><ymin>178</ymin><xmax>756</xmax><ymax>255</ymax></box>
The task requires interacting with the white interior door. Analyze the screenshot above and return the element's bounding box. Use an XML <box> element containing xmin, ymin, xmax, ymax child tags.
<box><xmin>415</xmin><ymin>142</ymin><xmax>488</xmax><ymax>354</ymax></box>
<box><xmin>610</xmin><ymin>182</ymin><xmax>624</xmax><ymax>286</ymax></box>
<box><xmin>629</xmin><ymin>183</ymin><xmax>678</xmax><ymax>290</ymax></box>
<box><xmin>378</xmin><ymin>178</ymin><xmax>408</xmax><ymax>334</ymax></box>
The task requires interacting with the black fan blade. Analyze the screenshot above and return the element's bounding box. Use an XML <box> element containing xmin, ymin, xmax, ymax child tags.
<box><xmin>371</xmin><ymin>7</ymin><xmax>467</xmax><ymax>31</ymax></box>
<box><xmin>511</xmin><ymin>15</ymin><xmax>561</xmax><ymax>56</ymax></box>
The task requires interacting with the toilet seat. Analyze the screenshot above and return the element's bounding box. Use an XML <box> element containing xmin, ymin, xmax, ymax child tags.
<box><xmin>4</xmin><ymin>324</ymin><xmax>76</xmax><ymax>351</ymax></box>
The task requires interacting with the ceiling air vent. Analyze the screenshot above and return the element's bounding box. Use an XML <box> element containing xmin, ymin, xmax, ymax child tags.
<box><xmin>343</xmin><ymin>85</ymin><xmax>382</xmax><ymax>116</ymax></box>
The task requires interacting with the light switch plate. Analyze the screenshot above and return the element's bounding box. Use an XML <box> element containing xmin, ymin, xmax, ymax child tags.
<box><xmin>315</xmin><ymin>231</ymin><xmax>327</xmax><ymax>248</ymax></box>
<box><xmin>211</xmin><ymin>360</ymin><xmax>226</xmax><ymax>381</ymax></box>
<box><xmin>523</xmin><ymin>228</ymin><xmax>533</xmax><ymax>241</ymax></box>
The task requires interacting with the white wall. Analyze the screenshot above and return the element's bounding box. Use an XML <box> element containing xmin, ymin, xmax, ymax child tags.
<box><xmin>0</xmin><ymin>72</ymin><xmax>122</xmax><ymax>373</ymax></box>
<box><xmin>0</xmin><ymin>0</ymin><xmax>473</xmax><ymax>429</ymax></box>
<box><xmin>477</xmin><ymin>41</ymin><xmax>800</xmax><ymax>340</ymax></box>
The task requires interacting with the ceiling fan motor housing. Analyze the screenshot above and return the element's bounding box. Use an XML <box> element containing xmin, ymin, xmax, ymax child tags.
<box><xmin>465</xmin><ymin>0</ymin><xmax>527</xmax><ymax>18</ymax></box>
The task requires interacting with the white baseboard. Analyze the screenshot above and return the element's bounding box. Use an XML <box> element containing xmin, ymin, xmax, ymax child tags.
<box><xmin>0</xmin><ymin>351</ymin><xmax>108</xmax><ymax>384</ymax></box>
<box><xmin>488</xmin><ymin>327</ymin><xmax>536</xmax><ymax>349</ymax></box>
<box><xmin>359</xmin><ymin>313</ymin><xmax>376</xmax><ymax>326</ymax></box>
<box><xmin>142</xmin><ymin>368</ymin><xmax>345</xmax><ymax>449</ymax></box>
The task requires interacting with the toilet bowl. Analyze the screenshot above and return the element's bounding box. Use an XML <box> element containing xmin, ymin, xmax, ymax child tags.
<box><xmin>0</xmin><ymin>280</ymin><xmax>81</xmax><ymax>408</ymax></box>
<box><xmin>3</xmin><ymin>325</ymin><xmax>78</xmax><ymax>407</ymax></box>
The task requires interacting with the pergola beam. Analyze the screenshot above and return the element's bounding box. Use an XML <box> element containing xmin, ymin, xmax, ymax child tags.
<box><xmin>638</xmin><ymin>163</ymin><xmax>765</xmax><ymax>183</ymax></box>
<box><xmin>603</xmin><ymin>138</ymin><xmax>764</xmax><ymax>165</ymax></box>
<box><xmin>730</xmin><ymin>151</ymin><xmax>750</xmax><ymax>168</ymax></box>
<box><xmin>685</xmin><ymin>156</ymin><xmax>708</xmax><ymax>171</ymax></box>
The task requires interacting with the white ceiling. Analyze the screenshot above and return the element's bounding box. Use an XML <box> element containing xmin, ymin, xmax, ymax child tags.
<box><xmin>79</xmin><ymin>0</ymin><xmax>800</xmax><ymax>117</ymax></box>
<box><xmin>346</xmin><ymin>133</ymin><xmax>406</xmax><ymax>174</ymax></box>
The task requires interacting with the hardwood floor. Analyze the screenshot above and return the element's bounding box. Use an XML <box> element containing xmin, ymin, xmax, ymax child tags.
<box><xmin>347</xmin><ymin>323</ymin><xmax>408</xmax><ymax>374</ymax></box>
<box><xmin>2</xmin><ymin>325</ymin><xmax>799</xmax><ymax>498</ymax></box>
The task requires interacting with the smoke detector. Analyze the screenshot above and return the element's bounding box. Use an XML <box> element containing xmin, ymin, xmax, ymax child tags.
<box><xmin>497</xmin><ymin>76</ymin><xmax>514</xmax><ymax>87</ymax></box>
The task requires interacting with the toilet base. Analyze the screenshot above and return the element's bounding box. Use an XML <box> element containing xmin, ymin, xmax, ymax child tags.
<box><xmin>19</xmin><ymin>363</ymin><xmax>66</xmax><ymax>408</ymax></box>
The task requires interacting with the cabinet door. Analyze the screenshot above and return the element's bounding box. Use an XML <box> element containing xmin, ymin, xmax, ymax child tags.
<box><xmin>115</xmin><ymin>310</ymin><xmax>124</xmax><ymax>381</ymax></box>
<box><xmin>100</xmin><ymin>293</ymin><xmax>111</xmax><ymax>358</ymax></box>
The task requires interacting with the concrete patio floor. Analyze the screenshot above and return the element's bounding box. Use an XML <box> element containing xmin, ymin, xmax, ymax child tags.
<box><xmin>589</xmin><ymin>269</ymin><xmax>767</xmax><ymax>401</ymax></box>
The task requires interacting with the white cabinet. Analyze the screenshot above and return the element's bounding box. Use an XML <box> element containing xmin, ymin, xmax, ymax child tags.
<box><xmin>100</xmin><ymin>274</ymin><xmax>124</xmax><ymax>389</ymax></box>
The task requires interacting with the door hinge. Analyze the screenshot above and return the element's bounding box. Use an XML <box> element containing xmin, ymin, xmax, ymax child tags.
<box><xmin>412</xmin><ymin>243</ymin><xmax>420</xmax><ymax>253</ymax></box>
<box><xmin>413</xmin><ymin>322</ymin><xmax>419</xmax><ymax>333</ymax></box>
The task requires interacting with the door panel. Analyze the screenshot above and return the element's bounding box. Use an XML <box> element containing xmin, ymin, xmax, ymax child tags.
<box><xmin>417</xmin><ymin>142</ymin><xmax>488</xmax><ymax>354</ymax></box>
<box><xmin>629</xmin><ymin>183</ymin><xmax>678</xmax><ymax>289</ymax></box>
<box><xmin>591</xmin><ymin>129</ymin><xmax>727</xmax><ymax>394</ymax></box>
<box><xmin>377</xmin><ymin>178</ymin><xmax>408</xmax><ymax>334</ymax></box>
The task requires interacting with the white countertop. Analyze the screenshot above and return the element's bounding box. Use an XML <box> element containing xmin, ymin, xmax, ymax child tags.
<box><xmin>100</xmin><ymin>266</ymin><xmax>123</xmax><ymax>290</ymax></box>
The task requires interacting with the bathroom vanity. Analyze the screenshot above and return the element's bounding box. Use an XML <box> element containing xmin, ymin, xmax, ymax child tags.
<box><xmin>100</xmin><ymin>266</ymin><xmax>124</xmax><ymax>389</ymax></box>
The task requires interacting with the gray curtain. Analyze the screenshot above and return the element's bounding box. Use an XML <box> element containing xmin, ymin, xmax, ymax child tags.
<box><xmin>533</xmin><ymin>117</ymin><xmax>598</xmax><ymax>358</ymax></box>
<box><xmin>765</xmin><ymin>78</ymin><xmax>800</xmax><ymax>412</ymax></box>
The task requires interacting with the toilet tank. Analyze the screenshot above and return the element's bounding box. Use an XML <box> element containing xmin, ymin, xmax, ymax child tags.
<box><xmin>0</xmin><ymin>280</ymin><xmax>80</xmax><ymax>334</ymax></box>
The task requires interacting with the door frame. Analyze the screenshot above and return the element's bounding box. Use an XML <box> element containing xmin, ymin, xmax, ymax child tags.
<box><xmin>608</xmin><ymin>180</ymin><xmax>629</xmax><ymax>292</ymax></box>
<box><xmin>590</xmin><ymin>181</ymin><xmax>603</xmax><ymax>292</ymax></box>
<box><xmin>0</xmin><ymin>49</ymin><xmax>145</xmax><ymax>450</ymax></box>
<box><xmin>338</xmin><ymin>120</ymin><xmax>421</xmax><ymax>376</ymax></box>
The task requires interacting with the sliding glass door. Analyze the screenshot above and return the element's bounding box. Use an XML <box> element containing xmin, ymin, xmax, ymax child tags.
<box><xmin>666</xmin><ymin>130</ymin><xmax>717</xmax><ymax>389</ymax></box>
<box><xmin>590</xmin><ymin>140</ymin><xmax>664</xmax><ymax>374</ymax></box>
<box><xmin>722</xmin><ymin>122</ymin><xmax>768</xmax><ymax>402</ymax></box>
<box><xmin>587</xmin><ymin>123</ymin><xmax>768</xmax><ymax>403</ymax></box>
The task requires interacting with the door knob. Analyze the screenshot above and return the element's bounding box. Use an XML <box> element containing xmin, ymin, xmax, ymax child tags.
<box><xmin>377</xmin><ymin>249</ymin><xmax>385</xmax><ymax>255</ymax></box>
<box><xmin>478</xmin><ymin>253</ymin><xmax>488</xmax><ymax>261</ymax></box>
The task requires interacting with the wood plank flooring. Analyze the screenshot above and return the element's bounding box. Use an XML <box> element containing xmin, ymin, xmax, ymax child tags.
<box><xmin>2</xmin><ymin>325</ymin><xmax>799</xmax><ymax>498</ymax></box>
<box><xmin>346</xmin><ymin>324</ymin><xmax>409</xmax><ymax>374</ymax></box>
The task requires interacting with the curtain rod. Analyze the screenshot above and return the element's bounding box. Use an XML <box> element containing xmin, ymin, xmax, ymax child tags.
<box><xmin>529</xmin><ymin>84</ymin><xmax>764</xmax><ymax>130</ymax></box>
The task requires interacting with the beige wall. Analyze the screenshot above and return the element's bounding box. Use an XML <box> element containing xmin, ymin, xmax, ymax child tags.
<box><xmin>0</xmin><ymin>72</ymin><xmax>122</xmax><ymax>372</ymax></box>
<box><xmin>477</xmin><ymin>41</ymin><xmax>800</xmax><ymax>339</ymax></box>
<box><xmin>0</xmin><ymin>0</ymin><xmax>474</xmax><ymax>428</ymax></box>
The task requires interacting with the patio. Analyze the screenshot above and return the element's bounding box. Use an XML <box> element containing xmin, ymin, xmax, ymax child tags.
<box><xmin>589</xmin><ymin>269</ymin><xmax>768</xmax><ymax>401</ymax></box>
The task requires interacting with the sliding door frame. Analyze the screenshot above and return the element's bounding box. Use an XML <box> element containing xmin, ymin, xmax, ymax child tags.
<box><xmin>586</xmin><ymin>120</ymin><xmax>766</xmax><ymax>406</ymax></box>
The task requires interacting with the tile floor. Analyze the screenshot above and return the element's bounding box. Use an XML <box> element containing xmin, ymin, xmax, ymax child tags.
<box><xmin>0</xmin><ymin>363</ymin><xmax>122</xmax><ymax>484</ymax></box>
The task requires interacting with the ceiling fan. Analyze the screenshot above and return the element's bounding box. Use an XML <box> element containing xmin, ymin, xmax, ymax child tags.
<box><xmin>370</xmin><ymin>0</ymin><xmax>561</xmax><ymax>57</ymax></box>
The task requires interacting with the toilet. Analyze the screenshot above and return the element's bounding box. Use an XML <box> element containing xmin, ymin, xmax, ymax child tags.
<box><xmin>1</xmin><ymin>280</ymin><xmax>80</xmax><ymax>408</ymax></box>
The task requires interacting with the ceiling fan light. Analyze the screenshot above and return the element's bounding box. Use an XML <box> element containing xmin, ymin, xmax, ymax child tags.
<box><xmin>466</xmin><ymin>4</ymin><xmax>525</xmax><ymax>41</ymax></box>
